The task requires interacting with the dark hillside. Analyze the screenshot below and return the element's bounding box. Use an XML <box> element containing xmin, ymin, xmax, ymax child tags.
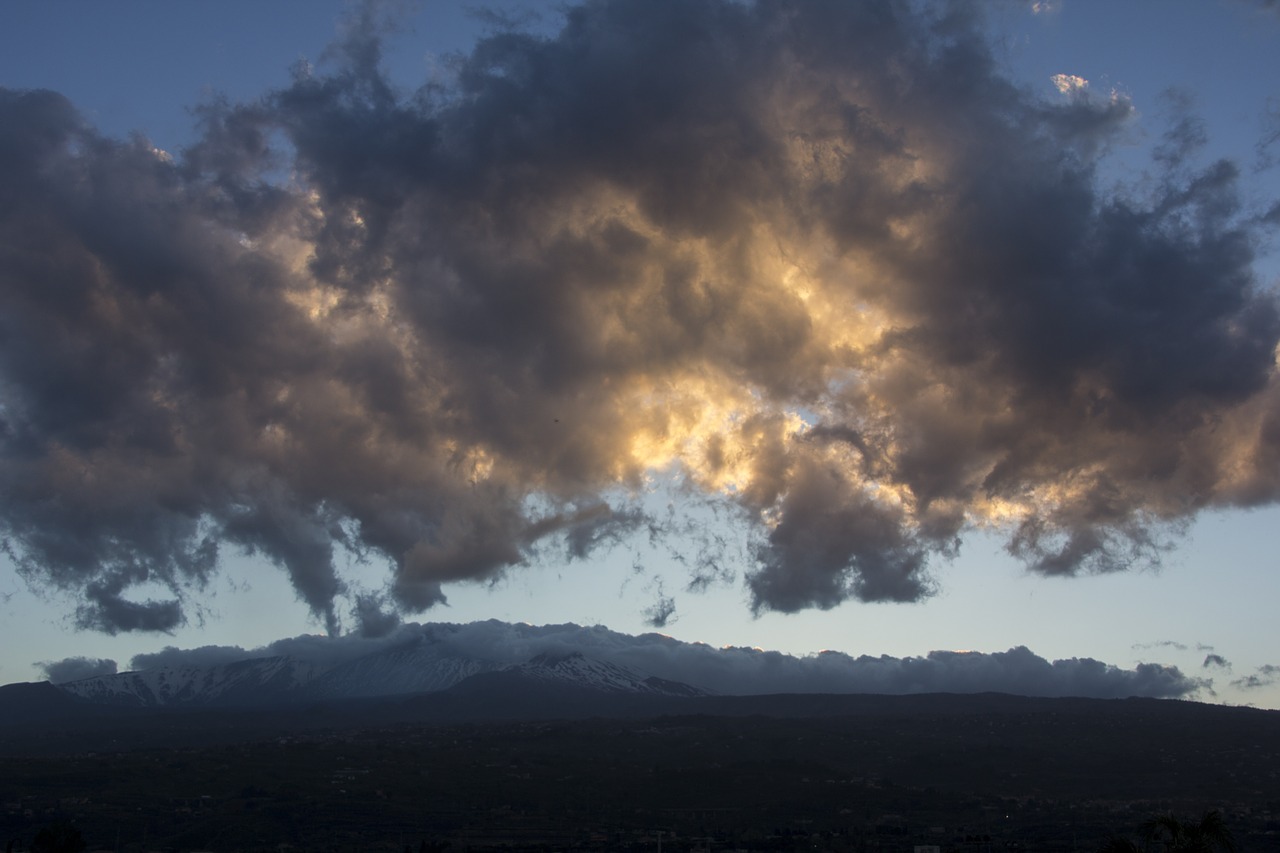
<box><xmin>1</xmin><ymin>697</ymin><xmax>1278</xmax><ymax>852</ymax></box>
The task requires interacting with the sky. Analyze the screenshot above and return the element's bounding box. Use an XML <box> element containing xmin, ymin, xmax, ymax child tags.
<box><xmin>2</xmin><ymin>0</ymin><xmax>1280</xmax><ymax>707</ymax></box>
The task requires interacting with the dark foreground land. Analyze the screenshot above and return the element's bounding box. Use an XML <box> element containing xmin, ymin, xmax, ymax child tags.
<box><xmin>2</xmin><ymin>693</ymin><xmax>1279</xmax><ymax>852</ymax></box>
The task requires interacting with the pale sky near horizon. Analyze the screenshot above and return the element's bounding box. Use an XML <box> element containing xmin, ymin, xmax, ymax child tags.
<box><xmin>1</xmin><ymin>0</ymin><xmax>1279</xmax><ymax>709</ymax></box>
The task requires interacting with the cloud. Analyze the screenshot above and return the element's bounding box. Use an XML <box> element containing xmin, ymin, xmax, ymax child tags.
<box><xmin>602</xmin><ymin>636</ymin><xmax>1206</xmax><ymax>700</ymax></box>
<box><xmin>110</xmin><ymin>620</ymin><xmax>1207</xmax><ymax>700</ymax></box>
<box><xmin>1240</xmin><ymin>0</ymin><xmax>1280</xmax><ymax>17</ymax></box>
<box><xmin>1051</xmin><ymin>74</ymin><xmax>1088</xmax><ymax>97</ymax></box>
<box><xmin>1259</xmin><ymin>97</ymin><xmax>1280</xmax><ymax>170</ymax></box>
<box><xmin>1202</xmin><ymin>653</ymin><xmax>1230</xmax><ymax>669</ymax></box>
<box><xmin>350</xmin><ymin>592</ymin><xmax>402</xmax><ymax>638</ymax></box>
<box><xmin>1231</xmin><ymin>664</ymin><xmax>1280</xmax><ymax>690</ymax></box>
<box><xmin>641</xmin><ymin>582</ymin><xmax>677</xmax><ymax>628</ymax></box>
<box><xmin>38</xmin><ymin>656</ymin><xmax>119</xmax><ymax>684</ymax></box>
<box><xmin>129</xmin><ymin>644</ymin><xmax>262</xmax><ymax>672</ymax></box>
<box><xmin>1134</xmin><ymin>640</ymin><xmax>1189</xmax><ymax>652</ymax></box>
<box><xmin>1154</xmin><ymin>89</ymin><xmax>1210</xmax><ymax>170</ymax></box>
<box><xmin>1</xmin><ymin>1</ymin><xmax>1279</xmax><ymax>631</ymax></box>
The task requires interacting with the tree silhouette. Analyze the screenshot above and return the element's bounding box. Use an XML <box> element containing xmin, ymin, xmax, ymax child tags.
<box><xmin>1098</xmin><ymin>810</ymin><xmax>1236</xmax><ymax>853</ymax></box>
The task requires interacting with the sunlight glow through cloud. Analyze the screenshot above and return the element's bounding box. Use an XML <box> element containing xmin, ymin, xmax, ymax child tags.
<box><xmin>1051</xmin><ymin>73</ymin><xmax>1088</xmax><ymax>96</ymax></box>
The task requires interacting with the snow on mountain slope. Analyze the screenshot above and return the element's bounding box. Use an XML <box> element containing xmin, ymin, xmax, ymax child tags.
<box><xmin>48</xmin><ymin>626</ymin><xmax>710</xmax><ymax>709</ymax></box>
<box><xmin>58</xmin><ymin>655</ymin><xmax>324</xmax><ymax>707</ymax></box>
<box><xmin>301</xmin><ymin>635</ymin><xmax>502</xmax><ymax>699</ymax></box>
<box><xmin>507</xmin><ymin>651</ymin><xmax>707</xmax><ymax>696</ymax></box>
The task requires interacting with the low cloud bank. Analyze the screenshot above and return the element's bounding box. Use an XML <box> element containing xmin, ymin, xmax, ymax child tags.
<box><xmin>38</xmin><ymin>656</ymin><xmax>118</xmax><ymax>684</ymax></box>
<box><xmin>85</xmin><ymin>621</ymin><xmax>1209</xmax><ymax>700</ymax></box>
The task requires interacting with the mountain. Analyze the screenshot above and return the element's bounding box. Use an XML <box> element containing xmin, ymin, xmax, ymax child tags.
<box><xmin>300</xmin><ymin>633</ymin><xmax>502</xmax><ymax>699</ymax></box>
<box><xmin>4</xmin><ymin>617</ymin><xmax>1211</xmax><ymax>725</ymax></box>
<box><xmin>4</xmin><ymin>692</ymin><xmax>1279</xmax><ymax>851</ymax></box>
<box><xmin>503</xmin><ymin>650</ymin><xmax>707</xmax><ymax>696</ymax></box>
<box><xmin>0</xmin><ymin>680</ymin><xmax>104</xmax><ymax>725</ymax></box>
<box><xmin>58</xmin><ymin>655</ymin><xmax>325</xmax><ymax>708</ymax></box>
<box><xmin>27</xmin><ymin>640</ymin><xmax>704</xmax><ymax>716</ymax></box>
<box><xmin>382</xmin><ymin>650</ymin><xmax>710</xmax><ymax>724</ymax></box>
<box><xmin>48</xmin><ymin>635</ymin><xmax>508</xmax><ymax>710</ymax></box>
<box><xmin>447</xmin><ymin>650</ymin><xmax>707</xmax><ymax>700</ymax></box>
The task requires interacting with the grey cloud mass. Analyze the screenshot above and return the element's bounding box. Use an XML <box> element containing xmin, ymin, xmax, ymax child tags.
<box><xmin>2</xmin><ymin>0</ymin><xmax>1280</xmax><ymax>632</ymax></box>
<box><xmin>38</xmin><ymin>656</ymin><xmax>119</xmax><ymax>684</ymax></box>
<box><xmin>128</xmin><ymin>644</ymin><xmax>264</xmax><ymax>672</ymax></box>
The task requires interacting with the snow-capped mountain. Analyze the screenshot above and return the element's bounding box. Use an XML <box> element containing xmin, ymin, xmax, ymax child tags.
<box><xmin>58</xmin><ymin>655</ymin><xmax>325</xmax><ymax>707</ymax></box>
<box><xmin>505</xmin><ymin>651</ymin><xmax>706</xmax><ymax>696</ymax></box>
<box><xmin>8</xmin><ymin>619</ymin><xmax>1207</xmax><ymax>722</ymax></box>
<box><xmin>48</xmin><ymin>639</ymin><xmax>704</xmax><ymax>710</ymax></box>
<box><xmin>301</xmin><ymin>634</ymin><xmax>503</xmax><ymax>699</ymax></box>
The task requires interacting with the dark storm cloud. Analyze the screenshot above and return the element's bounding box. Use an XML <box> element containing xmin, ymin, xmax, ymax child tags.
<box><xmin>350</xmin><ymin>592</ymin><xmax>403</xmax><ymax>638</ymax></box>
<box><xmin>2</xmin><ymin>0</ymin><xmax>1279</xmax><ymax>630</ymax></box>
<box><xmin>38</xmin><ymin>656</ymin><xmax>118</xmax><ymax>684</ymax></box>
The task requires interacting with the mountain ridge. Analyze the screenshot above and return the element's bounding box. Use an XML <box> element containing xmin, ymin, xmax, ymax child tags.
<box><xmin>43</xmin><ymin>637</ymin><xmax>704</xmax><ymax>712</ymax></box>
<box><xmin>9</xmin><ymin>618</ymin><xmax>1218</xmax><ymax>722</ymax></box>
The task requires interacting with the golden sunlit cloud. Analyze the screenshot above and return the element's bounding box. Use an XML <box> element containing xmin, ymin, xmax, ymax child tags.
<box><xmin>1051</xmin><ymin>73</ymin><xmax>1089</xmax><ymax>96</ymax></box>
<box><xmin>0</xmin><ymin>0</ymin><xmax>1277</xmax><ymax>634</ymax></box>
